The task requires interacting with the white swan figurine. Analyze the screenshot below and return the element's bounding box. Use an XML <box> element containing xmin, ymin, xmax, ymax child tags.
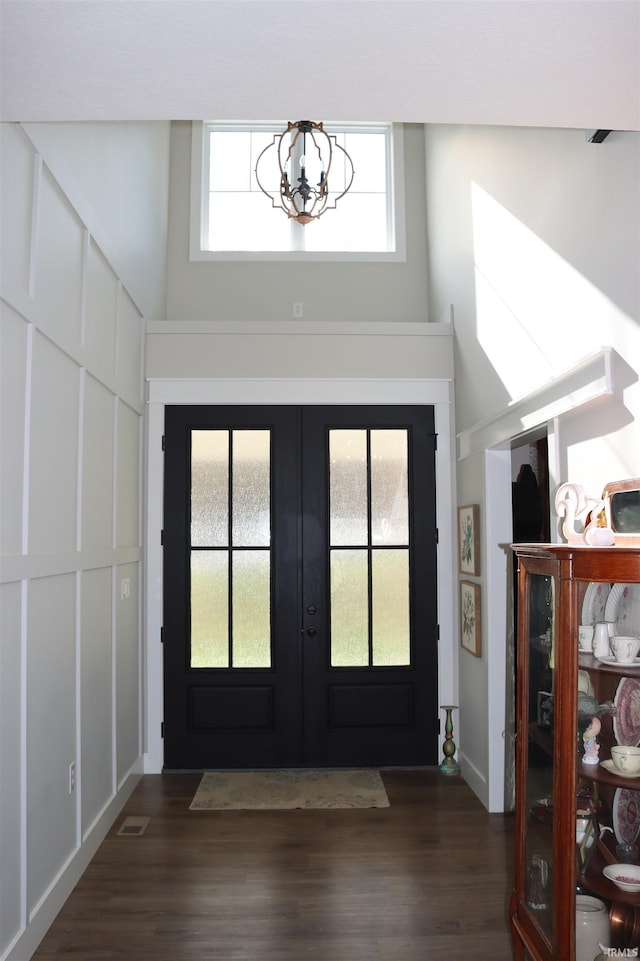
<box><xmin>555</xmin><ymin>483</ymin><xmax>591</xmax><ymax>544</ymax></box>
<box><xmin>554</xmin><ymin>483</ymin><xmax>615</xmax><ymax>546</ymax></box>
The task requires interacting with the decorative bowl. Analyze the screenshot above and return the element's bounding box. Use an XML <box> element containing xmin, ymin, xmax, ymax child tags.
<box><xmin>603</xmin><ymin>863</ymin><xmax>640</xmax><ymax>892</ymax></box>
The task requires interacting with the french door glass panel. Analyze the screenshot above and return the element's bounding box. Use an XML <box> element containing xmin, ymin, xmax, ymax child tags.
<box><xmin>190</xmin><ymin>550</ymin><xmax>228</xmax><ymax>667</ymax></box>
<box><xmin>329</xmin><ymin>428</ymin><xmax>410</xmax><ymax>668</ymax></box>
<box><xmin>190</xmin><ymin>428</ymin><xmax>271</xmax><ymax>669</ymax></box>
<box><xmin>191</xmin><ymin>424</ymin><xmax>411</xmax><ymax>672</ymax></box>
<box><xmin>372</xmin><ymin>549</ymin><xmax>410</xmax><ymax>666</ymax></box>
<box><xmin>330</xmin><ymin>549</ymin><xmax>369</xmax><ymax>666</ymax></box>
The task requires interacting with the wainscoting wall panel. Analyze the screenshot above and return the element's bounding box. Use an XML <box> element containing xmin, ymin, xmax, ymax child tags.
<box><xmin>117</xmin><ymin>288</ymin><xmax>144</xmax><ymax>409</ymax></box>
<box><xmin>26</xmin><ymin>573</ymin><xmax>77</xmax><ymax>912</ymax></box>
<box><xmin>115</xmin><ymin>561</ymin><xmax>141</xmax><ymax>786</ymax></box>
<box><xmin>0</xmin><ymin>121</ymin><xmax>145</xmax><ymax>961</ymax></box>
<box><xmin>85</xmin><ymin>239</ymin><xmax>118</xmax><ymax>380</ymax></box>
<box><xmin>33</xmin><ymin>167</ymin><xmax>84</xmax><ymax>347</ymax></box>
<box><xmin>0</xmin><ymin>302</ymin><xmax>29</xmax><ymax>555</ymax></box>
<box><xmin>80</xmin><ymin>567</ymin><xmax>114</xmax><ymax>831</ymax></box>
<box><xmin>29</xmin><ymin>333</ymin><xmax>80</xmax><ymax>554</ymax></box>
<box><xmin>116</xmin><ymin>401</ymin><xmax>141</xmax><ymax>550</ymax></box>
<box><xmin>81</xmin><ymin>374</ymin><xmax>115</xmax><ymax>551</ymax></box>
<box><xmin>0</xmin><ymin>581</ymin><xmax>23</xmax><ymax>952</ymax></box>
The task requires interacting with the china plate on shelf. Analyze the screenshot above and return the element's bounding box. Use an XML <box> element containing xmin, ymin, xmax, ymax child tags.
<box><xmin>612</xmin><ymin>787</ymin><xmax>640</xmax><ymax>846</ymax></box>
<box><xmin>596</xmin><ymin>655</ymin><xmax>640</xmax><ymax>668</ymax></box>
<box><xmin>601</xmin><ymin>759</ymin><xmax>640</xmax><ymax>779</ymax></box>
<box><xmin>614</xmin><ymin>677</ymin><xmax>640</xmax><ymax>747</ymax></box>
<box><xmin>605</xmin><ymin>583</ymin><xmax>640</xmax><ymax>636</ymax></box>
<box><xmin>582</xmin><ymin>582</ymin><xmax>612</xmax><ymax>625</ymax></box>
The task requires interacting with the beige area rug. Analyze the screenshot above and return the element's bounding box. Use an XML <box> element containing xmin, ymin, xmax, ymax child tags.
<box><xmin>189</xmin><ymin>769</ymin><xmax>390</xmax><ymax>810</ymax></box>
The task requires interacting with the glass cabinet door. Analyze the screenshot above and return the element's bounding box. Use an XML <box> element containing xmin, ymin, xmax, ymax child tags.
<box><xmin>522</xmin><ymin>572</ymin><xmax>555</xmax><ymax>946</ymax></box>
<box><xmin>513</xmin><ymin>547</ymin><xmax>640</xmax><ymax>961</ymax></box>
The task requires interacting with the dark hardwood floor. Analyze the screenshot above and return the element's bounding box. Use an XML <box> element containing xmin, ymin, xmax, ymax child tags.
<box><xmin>33</xmin><ymin>770</ymin><xmax>515</xmax><ymax>960</ymax></box>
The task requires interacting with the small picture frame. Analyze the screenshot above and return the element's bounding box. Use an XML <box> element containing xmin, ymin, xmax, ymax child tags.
<box><xmin>576</xmin><ymin>810</ymin><xmax>598</xmax><ymax>869</ymax></box>
<box><xmin>458</xmin><ymin>504</ymin><xmax>480</xmax><ymax>575</ymax></box>
<box><xmin>460</xmin><ymin>580</ymin><xmax>481</xmax><ymax>657</ymax></box>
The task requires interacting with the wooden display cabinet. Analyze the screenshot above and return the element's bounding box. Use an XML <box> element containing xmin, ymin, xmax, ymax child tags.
<box><xmin>511</xmin><ymin>545</ymin><xmax>640</xmax><ymax>961</ymax></box>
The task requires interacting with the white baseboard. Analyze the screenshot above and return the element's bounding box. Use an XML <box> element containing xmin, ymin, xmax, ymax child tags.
<box><xmin>4</xmin><ymin>772</ymin><xmax>141</xmax><ymax>961</ymax></box>
<box><xmin>459</xmin><ymin>751</ymin><xmax>488</xmax><ymax>811</ymax></box>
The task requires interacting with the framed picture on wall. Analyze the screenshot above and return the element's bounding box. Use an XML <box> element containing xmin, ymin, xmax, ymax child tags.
<box><xmin>460</xmin><ymin>580</ymin><xmax>481</xmax><ymax>657</ymax></box>
<box><xmin>458</xmin><ymin>504</ymin><xmax>480</xmax><ymax>575</ymax></box>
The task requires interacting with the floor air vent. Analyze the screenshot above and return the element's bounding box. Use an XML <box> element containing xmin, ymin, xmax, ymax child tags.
<box><xmin>116</xmin><ymin>816</ymin><xmax>150</xmax><ymax>837</ymax></box>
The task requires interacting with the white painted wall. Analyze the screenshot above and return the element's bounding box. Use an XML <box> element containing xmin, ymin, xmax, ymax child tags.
<box><xmin>0</xmin><ymin>121</ymin><xmax>169</xmax><ymax>961</ymax></box>
<box><xmin>164</xmin><ymin>121</ymin><xmax>430</xmax><ymax>326</ymax></box>
<box><xmin>425</xmin><ymin>124</ymin><xmax>640</xmax><ymax>809</ymax></box>
<box><xmin>145</xmin><ymin>122</ymin><xmax>458</xmax><ymax>777</ymax></box>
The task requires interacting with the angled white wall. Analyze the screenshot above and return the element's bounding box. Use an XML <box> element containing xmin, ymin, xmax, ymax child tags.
<box><xmin>0</xmin><ymin>121</ymin><xmax>169</xmax><ymax>961</ymax></box>
<box><xmin>425</xmin><ymin>124</ymin><xmax>640</xmax><ymax>810</ymax></box>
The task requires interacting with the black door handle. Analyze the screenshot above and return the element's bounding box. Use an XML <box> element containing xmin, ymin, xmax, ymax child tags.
<box><xmin>306</xmin><ymin>627</ymin><xmax>317</xmax><ymax>637</ymax></box>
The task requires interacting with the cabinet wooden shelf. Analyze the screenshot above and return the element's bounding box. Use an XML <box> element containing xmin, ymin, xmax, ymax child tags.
<box><xmin>510</xmin><ymin>545</ymin><xmax>640</xmax><ymax>961</ymax></box>
<box><xmin>580</xmin><ymin>833</ymin><xmax>640</xmax><ymax>908</ymax></box>
<box><xmin>577</xmin><ymin>759</ymin><xmax>640</xmax><ymax>790</ymax></box>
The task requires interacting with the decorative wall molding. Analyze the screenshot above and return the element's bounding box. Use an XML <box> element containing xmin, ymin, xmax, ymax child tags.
<box><xmin>457</xmin><ymin>347</ymin><xmax>617</xmax><ymax>460</ymax></box>
<box><xmin>147</xmin><ymin>376</ymin><xmax>453</xmax><ymax>406</ymax></box>
<box><xmin>146</xmin><ymin>320</ymin><xmax>453</xmax><ymax>337</ymax></box>
<box><xmin>0</xmin><ymin>549</ymin><xmax>142</xmax><ymax>586</ymax></box>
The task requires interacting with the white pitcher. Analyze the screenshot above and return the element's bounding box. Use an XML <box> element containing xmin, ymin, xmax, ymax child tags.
<box><xmin>592</xmin><ymin>622</ymin><xmax>610</xmax><ymax>659</ymax></box>
<box><xmin>575</xmin><ymin>895</ymin><xmax>610</xmax><ymax>961</ymax></box>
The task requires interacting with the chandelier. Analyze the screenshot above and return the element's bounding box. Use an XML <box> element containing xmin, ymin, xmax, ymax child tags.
<box><xmin>255</xmin><ymin>121</ymin><xmax>354</xmax><ymax>225</ymax></box>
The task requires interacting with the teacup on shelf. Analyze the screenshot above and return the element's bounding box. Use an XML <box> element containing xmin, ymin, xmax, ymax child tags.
<box><xmin>610</xmin><ymin>745</ymin><xmax>640</xmax><ymax>775</ymax></box>
<box><xmin>610</xmin><ymin>635</ymin><xmax>640</xmax><ymax>663</ymax></box>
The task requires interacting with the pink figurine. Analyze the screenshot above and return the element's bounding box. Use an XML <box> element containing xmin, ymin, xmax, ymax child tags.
<box><xmin>582</xmin><ymin>716</ymin><xmax>601</xmax><ymax>765</ymax></box>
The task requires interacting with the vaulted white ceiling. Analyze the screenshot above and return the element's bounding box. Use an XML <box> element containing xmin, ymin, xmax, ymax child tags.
<box><xmin>1</xmin><ymin>1</ymin><xmax>639</xmax><ymax>130</ymax></box>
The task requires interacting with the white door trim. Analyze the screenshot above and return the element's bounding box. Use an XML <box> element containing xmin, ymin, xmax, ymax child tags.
<box><xmin>143</xmin><ymin>377</ymin><xmax>456</xmax><ymax>773</ymax></box>
<box><xmin>463</xmin><ymin>347</ymin><xmax>621</xmax><ymax>811</ymax></box>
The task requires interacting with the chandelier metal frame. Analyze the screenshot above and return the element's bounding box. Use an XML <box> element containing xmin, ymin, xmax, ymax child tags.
<box><xmin>254</xmin><ymin>121</ymin><xmax>355</xmax><ymax>225</ymax></box>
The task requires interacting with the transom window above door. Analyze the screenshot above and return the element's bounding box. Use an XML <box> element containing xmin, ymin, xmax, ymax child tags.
<box><xmin>189</xmin><ymin>121</ymin><xmax>406</xmax><ymax>261</ymax></box>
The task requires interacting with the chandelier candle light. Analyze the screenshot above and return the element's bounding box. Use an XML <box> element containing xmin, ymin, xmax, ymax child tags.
<box><xmin>255</xmin><ymin>121</ymin><xmax>354</xmax><ymax>225</ymax></box>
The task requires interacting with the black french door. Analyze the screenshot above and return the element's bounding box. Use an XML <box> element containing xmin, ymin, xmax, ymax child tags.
<box><xmin>163</xmin><ymin>405</ymin><xmax>439</xmax><ymax>769</ymax></box>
